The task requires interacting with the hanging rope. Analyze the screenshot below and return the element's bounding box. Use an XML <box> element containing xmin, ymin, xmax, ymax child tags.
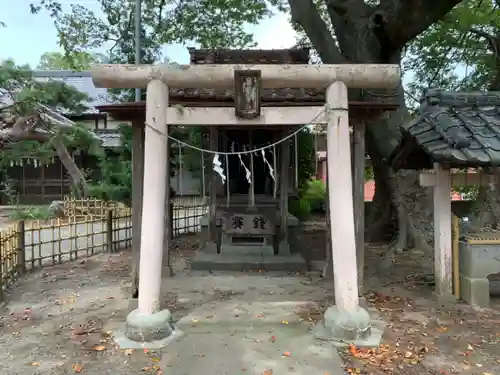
<box><xmin>142</xmin><ymin>105</ymin><xmax>330</xmax><ymax>192</ymax></box>
<box><xmin>163</xmin><ymin>106</ymin><xmax>328</xmax><ymax>156</ymax></box>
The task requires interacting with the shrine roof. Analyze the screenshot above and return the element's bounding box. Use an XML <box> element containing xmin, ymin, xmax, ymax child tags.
<box><xmin>390</xmin><ymin>88</ymin><xmax>500</xmax><ymax>170</ymax></box>
<box><xmin>188</xmin><ymin>48</ymin><xmax>310</xmax><ymax>64</ymax></box>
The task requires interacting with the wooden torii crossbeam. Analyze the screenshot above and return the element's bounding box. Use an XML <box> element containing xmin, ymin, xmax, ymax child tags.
<box><xmin>91</xmin><ymin>64</ymin><xmax>399</xmax><ymax>89</ymax></box>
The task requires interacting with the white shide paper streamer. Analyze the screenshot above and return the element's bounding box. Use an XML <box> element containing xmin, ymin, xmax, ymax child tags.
<box><xmin>212</xmin><ymin>154</ymin><xmax>226</xmax><ymax>183</ymax></box>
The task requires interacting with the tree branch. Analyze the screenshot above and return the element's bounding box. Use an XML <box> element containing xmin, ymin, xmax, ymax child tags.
<box><xmin>469</xmin><ymin>28</ymin><xmax>500</xmax><ymax>90</ymax></box>
<box><xmin>378</xmin><ymin>0</ymin><xmax>465</xmax><ymax>50</ymax></box>
<box><xmin>0</xmin><ymin>128</ymin><xmax>51</xmax><ymax>142</ymax></box>
<box><xmin>325</xmin><ymin>0</ymin><xmax>370</xmax><ymax>61</ymax></box>
<box><xmin>288</xmin><ymin>0</ymin><xmax>346</xmax><ymax>63</ymax></box>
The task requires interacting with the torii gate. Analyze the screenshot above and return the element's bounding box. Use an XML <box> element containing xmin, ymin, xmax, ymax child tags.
<box><xmin>91</xmin><ymin>63</ymin><xmax>400</xmax><ymax>347</ymax></box>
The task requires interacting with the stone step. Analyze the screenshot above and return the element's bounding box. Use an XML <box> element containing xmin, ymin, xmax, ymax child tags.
<box><xmin>190</xmin><ymin>253</ymin><xmax>307</xmax><ymax>272</ymax></box>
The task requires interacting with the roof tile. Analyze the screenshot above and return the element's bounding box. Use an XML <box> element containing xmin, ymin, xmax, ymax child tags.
<box><xmin>391</xmin><ymin>88</ymin><xmax>500</xmax><ymax>169</ymax></box>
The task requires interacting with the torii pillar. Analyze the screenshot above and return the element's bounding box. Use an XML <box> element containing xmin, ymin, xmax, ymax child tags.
<box><xmin>122</xmin><ymin>80</ymin><xmax>177</xmax><ymax>347</ymax></box>
<box><xmin>315</xmin><ymin>81</ymin><xmax>372</xmax><ymax>342</ymax></box>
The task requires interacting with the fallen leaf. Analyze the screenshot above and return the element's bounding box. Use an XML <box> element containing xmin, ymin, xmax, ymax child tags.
<box><xmin>263</xmin><ymin>370</ymin><xmax>273</xmax><ymax>375</ymax></box>
<box><xmin>31</xmin><ymin>362</ymin><xmax>41</xmax><ymax>366</ymax></box>
<box><xmin>281</xmin><ymin>320</ymin><xmax>289</xmax><ymax>325</ymax></box>
<box><xmin>72</xmin><ymin>363</ymin><xmax>83</xmax><ymax>373</ymax></box>
<box><xmin>282</xmin><ymin>351</ymin><xmax>292</xmax><ymax>357</ymax></box>
<box><xmin>93</xmin><ymin>345</ymin><xmax>106</xmax><ymax>351</ymax></box>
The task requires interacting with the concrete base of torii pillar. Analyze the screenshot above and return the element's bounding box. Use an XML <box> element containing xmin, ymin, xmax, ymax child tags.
<box><xmin>114</xmin><ymin>80</ymin><xmax>182</xmax><ymax>349</ymax></box>
<box><xmin>312</xmin><ymin>81</ymin><xmax>384</xmax><ymax>346</ymax></box>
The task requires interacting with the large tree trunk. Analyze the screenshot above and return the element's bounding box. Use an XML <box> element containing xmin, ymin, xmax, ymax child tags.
<box><xmin>366</xmin><ymin>98</ymin><xmax>434</xmax><ymax>269</ymax></box>
<box><xmin>287</xmin><ymin>0</ymin><xmax>463</xmax><ymax>275</ymax></box>
<box><xmin>52</xmin><ymin>135</ymin><xmax>88</xmax><ymax>198</ymax></box>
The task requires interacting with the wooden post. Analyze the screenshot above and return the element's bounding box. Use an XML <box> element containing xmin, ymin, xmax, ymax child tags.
<box><xmin>433</xmin><ymin>162</ymin><xmax>453</xmax><ymax>298</ymax></box>
<box><xmin>326</xmin><ymin>81</ymin><xmax>359</xmax><ymax>312</ymax></box>
<box><xmin>163</xmin><ymin>144</ymin><xmax>172</xmax><ymax>277</ymax></box>
<box><xmin>131</xmin><ymin>122</ymin><xmax>145</xmax><ymax>298</ymax></box>
<box><xmin>353</xmin><ymin>122</ymin><xmax>366</xmax><ymax>292</ymax></box>
<box><xmin>16</xmin><ymin>220</ymin><xmax>26</xmax><ymax>274</ymax></box>
<box><xmin>452</xmin><ymin>215</ymin><xmax>460</xmax><ymax>299</ymax></box>
<box><xmin>278</xmin><ymin>127</ymin><xmax>291</xmax><ymax>255</ymax></box>
<box><xmin>0</xmin><ymin>233</ymin><xmax>3</xmax><ymax>301</ymax></box>
<box><xmin>209</xmin><ymin>126</ymin><xmax>218</xmax><ymax>242</ymax></box>
<box><xmin>106</xmin><ymin>210</ymin><xmax>113</xmax><ymax>252</ymax></box>
<box><xmin>249</xmin><ymin>129</ymin><xmax>255</xmax><ymax>208</ymax></box>
<box><xmin>169</xmin><ymin>202</ymin><xmax>174</xmax><ymax>240</ymax></box>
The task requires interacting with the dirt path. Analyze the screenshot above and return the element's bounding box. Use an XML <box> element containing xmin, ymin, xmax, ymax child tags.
<box><xmin>0</xmin><ymin>239</ymin><xmax>339</xmax><ymax>375</ymax></box>
<box><xmin>2</xmin><ymin>233</ymin><xmax>500</xmax><ymax>375</ymax></box>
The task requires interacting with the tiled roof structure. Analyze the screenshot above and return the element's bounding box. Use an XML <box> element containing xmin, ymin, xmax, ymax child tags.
<box><xmin>391</xmin><ymin>88</ymin><xmax>500</xmax><ymax>170</ymax></box>
<box><xmin>168</xmin><ymin>48</ymin><xmax>323</xmax><ymax>103</ymax></box>
<box><xmin>32</xmin><ymin>71</ymin><xmax>118</xmax><ymax>147</ymax></box>
<box><xmin>32</xmin><ymin>70</ymin><xmax>110</xmax><ymax>111</ymax></box>
<box><xmin>188</xmin><ymin>48</ymin><xmax>310</xmax><ymax>64</ymax></box>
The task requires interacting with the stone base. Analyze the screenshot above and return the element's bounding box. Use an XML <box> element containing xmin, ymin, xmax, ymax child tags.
<box><xmin>204</xmin><ymin>241</ymin><xmax>218</xmax><ymax>254</ymax></box>
<box><xmin>190</xmin><ymin>252</ymin><xmax>307</xmax><ymax>272</ymax></box>
<box><xmin>278</xmin><ymin>240</ymin><xmax>291</xmax><ymax>256</ymax></box>
<box><xmin>460</xmin><ymin>275</ymin><xmax>489</xmax><ymax>308</ymax></box>
<box><xmin>313</xmin><ymin>305</ymin><xmax>385</xmax><ymax>347</ymax></box>
<box><xmin>114</xmin><ymin>308</ymin><xmax>179</xmax><ymax>349</ymax></box>
<box><xmin>220</xmin><ymin>244</ymin><xmax>274</xmax><ymax>256</ymax></box>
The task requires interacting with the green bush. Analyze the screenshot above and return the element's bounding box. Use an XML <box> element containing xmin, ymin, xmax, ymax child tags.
<box><xmin>288</xmin><ymin>197</ymin><xmax>312</xmax><ymax>221</ymax></box>
<box><xmin>9</xmin><ymin>206</ymin><xmax>53</xmax><ymax>221</ymax></box>
<box><xmin>300</xmin><ymin>179</ymin><xmax>326</xmax><ymax>212</ymax></box>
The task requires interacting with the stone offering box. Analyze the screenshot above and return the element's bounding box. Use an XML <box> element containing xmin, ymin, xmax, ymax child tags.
<box><xmin>220</xmin><ymin>211</ymin><xmax>276</xmax><ymax>256</ymax></box>
<box><xmin>459</xmin><ymin>232</ymin><xmax>500</xmax><ymax>307</ymax></box>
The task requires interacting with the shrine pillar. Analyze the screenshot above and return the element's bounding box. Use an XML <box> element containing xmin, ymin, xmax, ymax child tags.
<box><xmin>119</xmin><ymin>80</ymin><xmax>176</xmax><ymax>348</ymax></box>
<box><xmin>318</xmin><ymin>81</ymin><xmax>371</xmax><ymax>342</ymax></box>
<box><xmin>278</xmin><ymin>127</ymin><xmax>291</xmax><ymax>255</ymax></box>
